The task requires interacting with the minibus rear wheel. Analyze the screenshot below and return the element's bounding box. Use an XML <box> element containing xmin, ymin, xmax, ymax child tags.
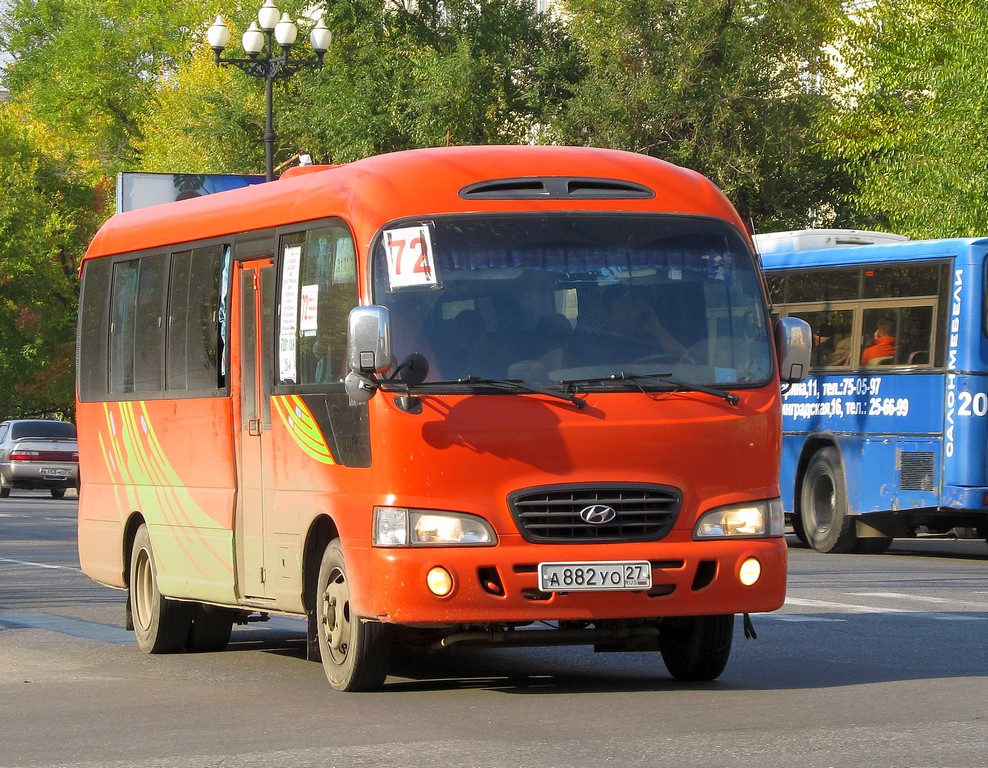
<box><xmin>659</xmin><ymin>614</ymin><xmax>734</xmax><ymax>681</ymax></box>
<box><xmin>186</xmin><ymin>604</ymin><xmax>235</xmax><ymax>652</ymax></box>
<box><xmin>316</xmin><ymin>539</ymin><xmax>392</xmax><ymax>691</ymax></box>
<box><xmin>129</xmin><ymin>523</ymin><xmax>192</xmax><ymax>653</ymax></box>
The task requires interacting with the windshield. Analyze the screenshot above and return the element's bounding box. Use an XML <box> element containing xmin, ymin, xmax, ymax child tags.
<box><xmin>371</xmin><ymin>214</ymin><xmax>773</xmax><ymax>390</ymax></box>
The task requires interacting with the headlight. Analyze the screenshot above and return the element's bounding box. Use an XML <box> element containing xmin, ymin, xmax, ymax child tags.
<box><xmin>693</xmin><ymin>499</ymin><xmax>785</xmax><ymax>539</ymax></box>
<box><xmin>373</xmin><ymin>506</ymin><xmax>497</xmax><ymax>547</ymax></box>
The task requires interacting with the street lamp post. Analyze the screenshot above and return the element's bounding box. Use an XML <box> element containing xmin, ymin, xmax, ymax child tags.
<box><xmin>207</xmin><ymin>2</ymin><xmax>331</xmax><ymax>181</ymax></box>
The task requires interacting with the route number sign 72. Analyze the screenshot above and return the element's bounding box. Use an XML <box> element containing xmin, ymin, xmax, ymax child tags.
<box><xmin>384</xmin><ymin>226</ymin><xmax>438</xmax><ymax>289</ymax></box>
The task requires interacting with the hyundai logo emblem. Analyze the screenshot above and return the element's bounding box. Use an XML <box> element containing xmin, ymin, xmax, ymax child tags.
<box><xmin>579</xmin><ymin>504</ymin><xmax>617</xmax><ymax>525</ymax></box>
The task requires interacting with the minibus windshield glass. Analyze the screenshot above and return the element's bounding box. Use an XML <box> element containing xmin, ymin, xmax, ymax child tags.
<box><xmin>372</xmin><ymin>213</ymin><xmax>772</xmax><ymax>390</ymax></box>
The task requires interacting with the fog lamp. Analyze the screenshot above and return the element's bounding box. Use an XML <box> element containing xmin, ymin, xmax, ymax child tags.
<box><xmin>739</xmin><ymin>557</ymin><xmax>761</xmax><ymax>587</ymax></box>
<box><xmin>427</xmin><ymin>566</ymin><xmax>453</xmax><ymax>596</ymax></box>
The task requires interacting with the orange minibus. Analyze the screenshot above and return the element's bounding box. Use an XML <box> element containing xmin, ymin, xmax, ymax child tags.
<box><xmin>76</xmin><ymin>145</ymin><xmax>810</xmax><ymax>690</ymax></box>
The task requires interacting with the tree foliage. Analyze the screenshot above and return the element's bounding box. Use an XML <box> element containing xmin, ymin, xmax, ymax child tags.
<box><xmin>139</xmin><ymin>0</ymin><xmax>583</xmax><ymax>170</ymax></box>
<box><xmin>0</xmin><ymin>108</ymin><xmax>100</xmax><ymax>418</ymax></box>
<box><xmin>825</xmin><ymin>1</ymin><xmax>988</xmax><ymax>237</ymax></box>
<box><xmin>554</xmin><ymin>0</ymin><xmax>850</xmax><ymax>231</ymax></box>
<box><xmin>0</xmin><ymin>0</ymin><xmax>215</xmax><ymax>178</ymax></box>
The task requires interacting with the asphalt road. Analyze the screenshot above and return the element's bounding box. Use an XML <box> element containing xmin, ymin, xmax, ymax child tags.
<box><xmin>2</xmin><ymin>490</ymin><xmax>987</xmax><ymax>768</ymax></box>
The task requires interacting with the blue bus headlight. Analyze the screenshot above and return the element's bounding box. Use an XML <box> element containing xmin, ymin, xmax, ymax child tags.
<box><xmin>373</xmin><ymin>507</ymin><xmax>497</xmax><ymax>546</ymax></box>
<box><xmin>693</xmin><ymin>499</ymin><xmax>785</xmax><ymax>539</ymax></box>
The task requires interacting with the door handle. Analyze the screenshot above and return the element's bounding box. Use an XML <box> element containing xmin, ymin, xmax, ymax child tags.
<box><xmin>248</xmin><ymin>418</ymin><xmax>262</xmax><ymax>436</ymax></box>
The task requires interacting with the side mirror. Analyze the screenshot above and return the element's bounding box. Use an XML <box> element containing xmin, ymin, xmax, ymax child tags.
<box><xmin>775</xmin><ymin>316</ymin><xmax>812</xmax><ymax>383</ymax></box>
<box><xmin>344</xmin><ymin>306</ymin><xmax>392</xmax><ymax>402</ymax></box>
<box><xmin>347</xmin><ymin>306</ymin><xmax>392</xmax><ymax>374</ymax></box>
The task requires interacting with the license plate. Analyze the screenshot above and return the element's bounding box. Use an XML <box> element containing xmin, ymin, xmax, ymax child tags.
<box><xmin>538</xmin><ymin>560</ymin><xmax>652</xmax><ymax>592</ymax></box>
<box><xmin>39</xmin><ymin>467</ymin><xmax>70</xmax><ymax>478</ymax></box>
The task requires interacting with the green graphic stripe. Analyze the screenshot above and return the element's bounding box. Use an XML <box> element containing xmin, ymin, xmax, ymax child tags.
<box><xmin>272</xmin><ymin>395</ymin><xmax>335</xmax><ymax>465</ymax></box>
<box><xmin>100</xmin><ymin>402</ymin><xmax>233</xmax><ymax>579</ymax></box>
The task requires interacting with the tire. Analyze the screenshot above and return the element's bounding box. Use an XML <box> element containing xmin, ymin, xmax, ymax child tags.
<box><xmin>186</xmin><ymin>604</ymin><xmax>235</xmax><ymax>652</ymax></box>
<box><xmin>0</xmin><ymin>474</ymin><xmax>10</xmax><ymax>498</ymax></box>
<box><xmin>800</xmin><ymin>447</ymin><xmax>857</xmax><ymax>553</ymax></box>
<box><xmin>130</xmin><ymin>524</ymin><xmax>192</xmax><ymax>653</ymax></box>
<box><xmin>790</xmin><ymin>511</ymin><xmax>808</xmax><ymax>545</ymax></box>
<box><xmin>51</xmin><ymin>488</ymin><xmax>66</xmax><ymax>499</ymax></box>
<box><xmin>659</xmin><ymin>614</ymin><xmax>734</xmax><ymax>681</ymax></box>
<box><xmin>316</xmin><ymin>539</ymin><xmax>392</xmax><ymax>691</ymax></box>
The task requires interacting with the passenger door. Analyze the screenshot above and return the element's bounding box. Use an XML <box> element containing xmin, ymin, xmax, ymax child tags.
<box><xmin>233</xmin><ymin>256</ymin><xmax>275</xmax><ymax>600</ymax></box>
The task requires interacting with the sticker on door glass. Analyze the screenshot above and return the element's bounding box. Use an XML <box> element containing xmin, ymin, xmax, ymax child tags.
<box><xmin>279</xmin><ymin>245</ymin><xmax>302</xmax><ymax>383</ymax></box>
<box><xmin>299</xmin><ymin>284</ymin><xmax>319</xmax><ymax>334</ymax></box>
<box><xmin>279</xmin><ymin>335</ymin><xmax>297</xmax><ymax>382</ymax></box>
<box><xmin>280</xmin><ymin>246</ymin><xmax>301</xmax><ymax>335</ymax></box>
<box><xmin>384</xmin><ymin>226</ymin><xmax>438</xmax><ymax>289</ymax></box>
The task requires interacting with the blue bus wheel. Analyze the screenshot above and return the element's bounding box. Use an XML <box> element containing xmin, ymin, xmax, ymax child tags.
<box><xmin>800</xmin><ymin>447</ymin><xmax>857</xmax><ymax>554</ymax></box>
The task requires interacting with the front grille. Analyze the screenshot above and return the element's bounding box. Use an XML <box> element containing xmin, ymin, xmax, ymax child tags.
<box><xmin>508</xmin><ymin>484</ymin><xmax>681</xmax><ymax>543</ymax></box>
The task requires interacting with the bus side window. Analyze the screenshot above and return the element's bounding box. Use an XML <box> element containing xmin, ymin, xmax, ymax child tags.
<box><xmin>790</xmin><ymin>309</ymin><xmax>853</xmax><ymax>368</ymax></box>
<box><xmin>166</xmin><ymin>245</ymin><xmax>224</xmax><ymax>393</ymax></box>
<box><xmin>78</xmin><ymin>258</ymin><xmax>112</xmax><ymax>401</ymax></box>
<box><xmin>859</xmin><ymin>305</ymin><xmax>935</xmax><ymax>368</ymax></box>
<box><xmin>896</xmin><ymin>305</ymin><xmax>934</xmax><ymax>367</ymax></box>
<box><xmin>109</xmin><ymin>254</ymin><xmax>167</xmax><ymax>395</ymax></box>
<box><xmin>282</xmin><ymin>223</ymin><xmax>358</xmax><ymax>387</ymax></box>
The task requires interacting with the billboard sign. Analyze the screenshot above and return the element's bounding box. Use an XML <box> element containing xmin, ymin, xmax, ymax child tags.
<box><xmin>116</xmin><ymin>172</ymin><xmax>266</xmax><ymax>213</ymax></box>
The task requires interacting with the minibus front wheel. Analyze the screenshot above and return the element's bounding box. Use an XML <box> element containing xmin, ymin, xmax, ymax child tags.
<box><xmin>659</xmin><ymin>614</ymin><xmax>734</xmax><ymax>681</ymax></box>
<box><xmin>316</xmin><ymin>539</ymin><xmax>393</xmax><ymax>691</ymax></box>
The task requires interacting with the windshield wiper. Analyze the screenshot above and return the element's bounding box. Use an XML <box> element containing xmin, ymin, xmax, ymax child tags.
<box><xmin>561</xmin><ymin>371</ymin><xmax>739</xmax><ymax>406</ymax></box>
<box><xmin>444</xmin><ymin>375</ymin><xmax>587</xmax><ymax>409</ymax></box>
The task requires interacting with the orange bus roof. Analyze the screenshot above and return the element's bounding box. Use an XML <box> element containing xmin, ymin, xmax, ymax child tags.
<box><xmin>85</xmin><ymin>146</ymin><xmax>745</xmax><ymax>262</ymax></box>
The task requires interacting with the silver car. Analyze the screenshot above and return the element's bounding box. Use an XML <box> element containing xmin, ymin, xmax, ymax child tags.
<box><xmin>0</xmin><ymin>420</ymin><xmax>79</xmax><ymax>499</ymax></box>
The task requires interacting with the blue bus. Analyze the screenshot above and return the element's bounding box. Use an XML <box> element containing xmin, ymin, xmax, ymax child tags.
<box><xmin>759</xmin><ymin>230</ymin><xmax>988</xmax><ymax>553</ymax></box>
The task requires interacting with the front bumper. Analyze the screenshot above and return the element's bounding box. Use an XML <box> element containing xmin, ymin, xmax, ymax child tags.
<box><xmin>349</xmin><ymin>536</ymin><xmax>787</xmax><ymax>625</ymax></box>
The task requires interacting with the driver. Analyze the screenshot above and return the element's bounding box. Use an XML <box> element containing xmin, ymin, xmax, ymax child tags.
<box><xmin>606</xmin><ymin>285</ymin><xmax>690</xmax><ymax>359</ymax></box>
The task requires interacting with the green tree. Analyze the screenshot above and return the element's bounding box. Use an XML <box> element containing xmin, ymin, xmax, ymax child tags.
<box><xmin>0</xmin><ymin>107</ymin><xmax>99</xmax><ymax>418</ymax></box>
<box><xmin>827</xmin><ymin>1</ymin><xmax>988</xmax><ymax>237</ymax></box>
<box><xmin>0</xmin><ymin>0</ymin><xmax>219</xmax><ymax>417</ymax></box>
<box><xmin>554</xmin><ymin>0</ymin><xmax>850</xmax><ymax>231</ymax></box>
<box><xmin>0</xmin><ymin>0</ymin><xmax>218</xmax><ymax>179</ymax></box>
<box><xmin>139</xmin><ymin>0</ymin><xmax>584</xmax><ymax>170</ymax></box>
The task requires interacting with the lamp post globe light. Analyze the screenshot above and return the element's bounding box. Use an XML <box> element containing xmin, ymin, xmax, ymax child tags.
<box><xmin>207</xmin><ymin>3</ymin><xmax>331</xmax><ymax>181</ymax></box>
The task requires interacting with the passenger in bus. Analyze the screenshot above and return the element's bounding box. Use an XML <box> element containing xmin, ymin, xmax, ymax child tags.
<box><xmin>861</xmin><ymin>317</ymin><xmax>896</xmax><ymax>365</ymax></box>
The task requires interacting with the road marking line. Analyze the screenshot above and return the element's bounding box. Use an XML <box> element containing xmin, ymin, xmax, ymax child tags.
<box><xmin>847</xmin><ymin>591</ymin><xmax>988</xmax><ymax>611</ymax></box>
<box><xmin>848</xmin><ymin>591</ymin><xmax>970</xmax><ymax>605</ymax></box>
<box><xmin>783</xmin><ymin>597</ymin><xmax>988</xmax><ymax>621</ymax></box>
<box><xmin>784</xmin><ymin>597</ymin><xmax>914</xmax><ymax>613</ymax></box>
<box><xmin>0</xmin><ymin>557</ymin><xmax>82</xmax><ymax>572</ymax></box>
<box><xmin>0</xmin><ymin>610</ymin><xmax>133</xmax><ymax>643</ymax></box>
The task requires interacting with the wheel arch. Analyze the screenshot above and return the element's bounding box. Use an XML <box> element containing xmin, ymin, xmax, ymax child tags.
<box><xmin>302</xmin><ymin>514</ymin><xmax>340</xmax><ymax>661</ymax></box>
<box><xmin>122</xmin><ymin>512</ymin><xmax>147</xmax><ymax>589</ymax></box>
<box><xmin>121</xmin><ymin>511</ymin><xmax>146</xmax><ymax>631</ymax></box>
